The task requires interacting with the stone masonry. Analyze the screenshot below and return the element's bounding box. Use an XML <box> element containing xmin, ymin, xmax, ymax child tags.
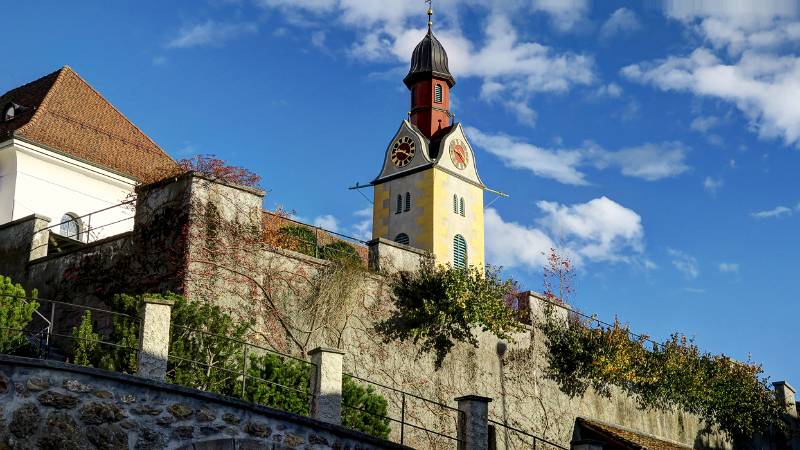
<box><xmin>0</xmin><ymin>355</ymin><xmax>407</xmax><ymax>450</ymax></box>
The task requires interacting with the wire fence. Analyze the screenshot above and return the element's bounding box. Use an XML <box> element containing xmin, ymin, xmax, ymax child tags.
<box><xmin>342</xmin><ymin>372</ymin><xmax>463</xmax><ymax>448</ymax></box>
<box><xmin>488</xmin><ymin>419</ymin><xmax>568</xmax><ymax>450</ymax></box>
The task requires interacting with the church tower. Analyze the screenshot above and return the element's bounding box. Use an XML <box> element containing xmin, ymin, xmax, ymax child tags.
<box><xmin>371</xmin><ymin>10</ymin><xmax>489</xmax><ymax>270</ymax></box>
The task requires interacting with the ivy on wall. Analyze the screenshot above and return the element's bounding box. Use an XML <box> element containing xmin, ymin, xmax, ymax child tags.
<box><xmin>377</xmin><ymin>259</ymin><xmax>521</xmax><ymax>368</ymax></box>
<box><xmin>539</xmin><ymin>309</ymin><xmax>787</xmax><ymax>441</ymax></box>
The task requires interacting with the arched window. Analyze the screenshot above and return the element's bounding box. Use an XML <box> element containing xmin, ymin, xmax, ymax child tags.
<box><xmin>3</xmin><ymin>103</ymin><xmax>14</xmax><ymax>121</ymax></box>
<box><xmin>405</xmin><ymin>192</ymin><xmax>411</xmax><ymax>212</ymax></box>
<box><xmin>453</xmin><ymin>194</ymin><xmax>458</xmax><ymax>213</ymax></box>
<box><xmin>434</xmin><ymin>84</ymin><xmax>443</xmax><ymax>103</ymax></box>
<box><xmin>395</xmin><ymin>233</ymin><xmax>410</xmax><ymax>245</ymax></box>
<box><xmin>454</xmin><ymin>235</ymin><xmax>467</xmax><ymax>269</ymax></box>
<box><xmin>459</xmin><ymin>197</ymin><xmax>465</xmax><ymax>217</ymax></box>
<box><xmin>396</xmin><ymin>194</ymin><xmax>402</xmax><ymax>214</ymax></box>
<box><xmin>60</xmin><ymin>213</ymin><xmax>82</xmax><ymax>241</ymax></box>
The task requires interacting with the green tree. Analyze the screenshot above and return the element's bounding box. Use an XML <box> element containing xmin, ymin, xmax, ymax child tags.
<box><xmin>0</xmin><ymin>275</ymin><xmax>39</xmax><ymax>354</ymax></box>
<box><xmin>377</xmin><ymin>259</ymin><xmax>521</xmax><ymax>368</ymax></box>
<box><xmin>167</xmin><ymin>294</ymin><xmax>252</xmax><ymax>396</ymax></box>
<box><xmin>243</xmin><ymin>352</ymin><xmax>390</xmax><ymax>438</ymax></box>
<box><xmin>341</xmin><ymin>376</ymin><xmax>391</xmax><ymax>438</ymax></box>
<box><xmin>97</xmin><ymin>294</ymin><xmax>141</xmax><ymax>374</ymax></box>
<box><xmin>279</xmin><ymin>225</ymin><xmax>318</xmax><ymax>257</ymax></box>
<box><xmin>70</xmin><ymin>310</ymin><xmax>100</xmax><ymax>367</ymax></box>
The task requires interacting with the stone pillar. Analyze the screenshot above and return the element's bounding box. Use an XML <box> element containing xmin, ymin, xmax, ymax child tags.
<box><xmin>455</xmin><ymin>395</ymin><xmax>491</xmax><ymax>450</ymax></box>
<box><xmin>774</xmin><ymin>381</ymin><xmax>798</xmax><ymax>418</ymax></box>
<box><xmin>309</xmin><ymin>347</ymin><xmax>344</xmax><ymax>425</ymax></box>
<box><xmin>136</xmin><ymin>296</ymin><xmax>175</xmax><ymax>381</ymax></box>
<box><xmin>571</xmin><ymin>439</ymin><xmax>605</xmax><ymax>450</ymax></box>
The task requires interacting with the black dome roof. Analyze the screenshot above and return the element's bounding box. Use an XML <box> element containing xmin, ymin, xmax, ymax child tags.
<box><xmin>403</xmin><ymin>29</ymin><xmax>456</xmax><ymax>88</ymax></box>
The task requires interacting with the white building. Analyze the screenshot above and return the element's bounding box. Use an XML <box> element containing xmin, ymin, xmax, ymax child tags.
<box><xmin>0</xmin><ymin>66</ymin><xmax>176</xmax><ymax>248</ymax></box>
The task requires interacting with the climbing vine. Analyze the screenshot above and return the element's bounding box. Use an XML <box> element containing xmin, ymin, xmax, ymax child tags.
<box><xmin>536</xmin><ymin>249</ymin><xmax>787</xmax><ymax>442</ymax></box>
<box><xmin>377</xmin><ymin>258</ymin><xmax>522</xmax><ymax>368</ymax></box>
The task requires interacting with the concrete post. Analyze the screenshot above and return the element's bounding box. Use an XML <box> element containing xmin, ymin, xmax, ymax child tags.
<box><xmin>455</xmin><ymin>395</ymin><xmax>492</xmax><ymax>450</ymax></box>
<box><xmin>571</xmin><ymin>439</ymin><xmax>605</xmax><ymax>450</ymax></box>
<box><xmin>774</xmin><ymin>381</ymin><xmax>798</xmax><ymax>418</ymax></box>
<box><xmin>309</xmin><ymin>347</ymin><xmax>344</xmax><ymax>425</ymax></box>
<box><xmin>136</xmin><ymin>296</ymin><xmax>175</xmax><ymax>382</ymax></box>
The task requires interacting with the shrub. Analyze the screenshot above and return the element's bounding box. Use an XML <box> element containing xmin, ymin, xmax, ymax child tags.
<box><xmin>377</xmin><ymin>259</ymin><xmax>521</xmax><ymax>368</ymax></box>
<box><xmin>319</xmin><ymin>241</ymin><xmax>363</xmax><ymax>267</ymax></box>
<box><xmin>0</xmin><ymin>276</ymin><xmax>39</xmax><ymax>355</ymax></box>
<box><xmin>70</xmin><ymin>310</ymin><xmax>100</xmax><ymax>367</ymax></box>
<box><xmin>279</xmin><ymin>225</ymin><xmax>318</xmax><ymax>257</ymax></box>
<box><xmin>243</xmin><ymin>352</ymin><xmax>391</xmax><ymax>438</ymax></box>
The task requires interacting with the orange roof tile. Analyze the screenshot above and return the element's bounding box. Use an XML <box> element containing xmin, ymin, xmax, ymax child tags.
<box><xmin>577</xmin><ymin>418</ymin><xmax>694</xmax><ymax>450</ymax></box>
<box><xmin>0</xmin><ymin>66</ymin><xmax>177</xmax><ymax>183</ymax></box>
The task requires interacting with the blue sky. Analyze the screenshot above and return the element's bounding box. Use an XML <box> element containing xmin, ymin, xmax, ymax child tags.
<box><xmin>4</xmin><ymin>1</ymin><xmax>799</xmax><ymax>381</ymax></box>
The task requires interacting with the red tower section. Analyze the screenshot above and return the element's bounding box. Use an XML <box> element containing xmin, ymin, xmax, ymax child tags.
<box><xmin>409</xmin><ymin>78</ymin><xmax>451</xmax><ymax>138</ymax></box>
<box><xmin>404</xmin><ymin>26</ymin><xmax>456</xmax><ymax>139</ymax></box>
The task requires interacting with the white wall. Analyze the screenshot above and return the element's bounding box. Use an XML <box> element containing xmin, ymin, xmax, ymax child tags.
<box><xmin>8</xmin><ymin>139</ymin><xmax>136</xmax><ymax>242</ymax></box>
<box><xmin>0</xmin><ymin>141</ymin><xmax>17</xmax><ymax>224</ymax></box>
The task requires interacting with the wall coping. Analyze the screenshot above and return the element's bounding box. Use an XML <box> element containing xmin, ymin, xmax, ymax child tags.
<box><xmin>27</xmin><ymin>231</ymin><xmax>134</xmax><ymax>265</ymax></box>
<box><xmin>0</xmin><ymin>213</ymin><xmax>52</xmax><ymax>231</ymax></box>
<box><xmin>0</xmin><ymin>354</ymin><xmax>410</xmax><ymax>450</ymax></box>
<box><xmin>136</xmin><ymin>170</ymin><xmax>266</xmax><ymax>198</ymax></box>
<box><xmin>367</xmin><ymin>237</ymin><xmax>429</xmax><ymax>257</ymax></box>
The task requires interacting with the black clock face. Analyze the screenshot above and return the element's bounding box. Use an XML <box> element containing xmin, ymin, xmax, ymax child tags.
<box><xmin>391</xmin><ymin>136</ymin><xmax>416</xmax><ymax>167</ymax></box>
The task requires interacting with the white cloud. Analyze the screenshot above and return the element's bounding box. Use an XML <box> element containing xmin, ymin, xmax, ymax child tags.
<box><xmin>703</xmin><ymin>176</ymin><xmax>724</xmax><ymax>195</ymax></box>
<box><xmin>254</xmin><ymin>2</ymin><xmax>596</xmax><ymax>124</ymax></box>
<box><xmin>466</xmin><ymin>127</ymin><xmax>690</xmax><ymax>185</ymax></box>
<box><xmin>623</xmin><ymin>49</ymin><xmax>800</xmax><ymax>146</ymax></box>
<box><xmin>667</xmin><ymin>248</ymin><xmax>699</xmax><ymax>279</ymax></box>
<box><xmin>625</xmin><ymin>2</ymin><xmax>800</xmax><ymax>146</ymax></box>
<box><xmin>466</xmin><ymin>127</ymin><xmax>588</xmax><ymax>185</ymax></box>
<box><xmin>485</xmin><ymin>197</ymin><xmax>645</xmax><ymax>270</ymax></box>
<box><xmin>530</xmin><ymin>0</ymin><xmax>590</xmax><ymax>32</ymax></box>
<box><xmin>167</xmin><ymin>20</ymin><xmax>258</xmax><ymax>48</ymax></box>
<box><xmin>750</xmin><ymin>205</ymin><xmax>793</xmax><ymax>219</ymax></box>
<box><xmin>485</xmin><ymin>209</ymin><xmax>556</xmax><ymax>270</ymax></box>
<box><xmin>351</xmin><ymin>207</ymin><xmax>372</xmax><ymax>241</ymax></box>
<box><xmin>719</xmin><ymin>262</ymin><xmax>740</xmax><ymax>273</ymax></box>
<box><xmin>594</xmin><ymin>83</ymin><xmax>623</xmax><ymax>97</ymax></box>
<box><xmin>691</xmin><ymin>115</ymin><xmax>720</xmax><ymax>133</ymax></box>
<box><xmin>600</xmin><ymin>8</ymin><xmax>641</xmax><ymax>39</ymax></box>
<box><xmin>312</xmin><ymin>214</ymin><xmax>339</xmax><ymax>232</ymax></box>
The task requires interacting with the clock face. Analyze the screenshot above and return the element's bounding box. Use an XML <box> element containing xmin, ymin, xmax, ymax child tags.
<box><xmin>449</xmin><ymin>140</ymin><xmax>468</xmax><ymax>170</ymax></box>
<box><xmin>391</xmin><ymin>136</ymin><xmax>416</xmax><ymax>167</ymax></box>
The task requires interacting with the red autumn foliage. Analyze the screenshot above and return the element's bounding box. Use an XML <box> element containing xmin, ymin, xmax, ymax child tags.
<box><xmin>178</xmin><ymin>154</ymin><xmax>262</xmax><ymax>188</ymax></box>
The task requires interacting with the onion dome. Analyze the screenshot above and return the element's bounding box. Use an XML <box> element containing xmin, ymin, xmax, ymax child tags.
<box><xmin>403</xmin><ymin>27</ymin><xmax>456</xmax><ymax>89</ymax></box>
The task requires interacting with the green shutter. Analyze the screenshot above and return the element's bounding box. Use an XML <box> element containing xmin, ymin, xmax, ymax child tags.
<box><xmin>405</xmin><ymin>192</ymin><xmax>411</xmax><ymax>212</ymax></box>
<box><xmin>459</xmin><ymin>198</ymin><xmax>465</xmax><ymax>217</ymax></box>
<box><xmin>396</xmin><ymin>195</ymin><xmax>402</xmax><ymax>214</ymax></box>
<box><xmin>395</xmin><ymin>233</ymin><xmax>410</xmax><ymax>245</ymax></box>
<box><xmin>454</xmin><ymin>235</ymin><xmax>467</xmax><ymax>269</ymax></box>
<box><xmin>453</xmin><ymin>194</ymin><xmax>458</xmax><ymax>213</ymax></box>
<box><xmin>435</xmin><ymin>84</ymin><xmax>443</xmax><ymax>103</ymax></box>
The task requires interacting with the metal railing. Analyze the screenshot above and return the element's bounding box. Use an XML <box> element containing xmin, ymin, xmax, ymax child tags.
<box><xmin>262</xmin><ymin>211</ymin><xmax>369</xmax><ymax>265</ymax></box>
<box><xmin>489</xmin><ymin>419</ymin><xmax>568</xmax><ymax>450</ymax></box>
<box><xmin>342</xmin><ymin>371</ymin><xmax>463</xmax><ymax>447</ymax></box>
<box><xmin>30</xmin><ymin>200</ymin><xmax>136</xmax><ymax>254</ymax></box>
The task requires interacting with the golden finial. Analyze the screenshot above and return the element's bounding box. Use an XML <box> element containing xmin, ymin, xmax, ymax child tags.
<box><xmin>426</xmin><ymin>0</ymin><xmax>433</xmax><ymax>29</ymax></box>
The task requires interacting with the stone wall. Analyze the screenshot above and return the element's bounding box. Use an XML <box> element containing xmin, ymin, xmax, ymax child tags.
<box><xmin>0</xmin><ymin>355</ymin><xmax>407</xmax><ymax>450</ymax></box>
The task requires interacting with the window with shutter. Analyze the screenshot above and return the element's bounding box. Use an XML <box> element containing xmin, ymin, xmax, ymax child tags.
<box><xmin>395</xmin><ymin>233</ymin><xmax>410</xmax><ymax>245</ymax></box>
<box><xmin>459</xmin><ymin>198</ymin><xmax>465</xmax><ymax>217</ymax></box>
<box><xmin>396</xmin><ymin>195</ymin><xmax>402</xmax><ymax>214</ymax></box>
<box><xmin>405</xmin><ymin>192</ymin><xmax>411</xmax><ymax>212</ymax></box>
<box><xmin>454</xmin><ymin>235</ymin><xmax>467</xmax><ymax>269</ymax></box>
<box><xmin>453</xmin><ymin>194</ymin><xmax>458</xmax><ymax>213</ymax></box>
<box><xmin>434</xmin><ymin>84</ymin><xmax>443</xmax><ymax>103</ymax></box>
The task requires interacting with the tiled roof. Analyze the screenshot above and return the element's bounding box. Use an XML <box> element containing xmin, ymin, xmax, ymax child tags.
<box><xmin>577</xmin><ymin>418</ymin><xmax>694</xmax><ymax>450</ymax></box>
<box><xmin>0</xmin><ymin>66</ymin><xmax>177</xmax><ymax>183</ymax></box>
